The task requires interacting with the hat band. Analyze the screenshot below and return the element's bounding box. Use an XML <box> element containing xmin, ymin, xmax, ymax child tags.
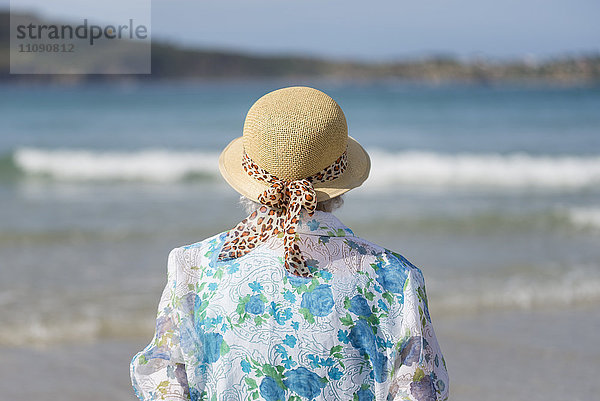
<box><xmin>217</xmin><ymin>149</ymin><xmax>347</xmax><ymax>277</ymax></box>
<box><xmin>242</xmin><ymin>149</ymin><xmax>348</xmax><ymax>188</ymax></box>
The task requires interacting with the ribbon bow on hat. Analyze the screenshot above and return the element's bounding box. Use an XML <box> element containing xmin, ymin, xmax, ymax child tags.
<box><xmin>258</xmin><ymin>178</ymin><xmax>316</xmax><ymax>214</ymax></box>
<box><xmin>218</xmin><ymin>151</ymin><xmax>347</xmax><ymax>277</ymax></box>
<box><xmin>216</xmin><ymin>86</ymin><xmax>370</xmax><ymax>277</ymax></box>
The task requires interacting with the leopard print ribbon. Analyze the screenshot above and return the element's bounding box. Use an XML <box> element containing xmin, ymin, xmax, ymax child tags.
<box><xmin>218</xmin><ymin>150</ymin><xmax>347</xmax><ymax>277</ymax></box>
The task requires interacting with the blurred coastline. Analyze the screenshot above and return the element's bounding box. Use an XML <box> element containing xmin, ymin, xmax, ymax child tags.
<box><xmin>2</xmin><ymin>11</ymin><xmax>600</xmax><ymax>85</ymax></box>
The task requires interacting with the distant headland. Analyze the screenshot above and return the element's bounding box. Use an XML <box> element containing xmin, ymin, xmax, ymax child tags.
<box><xmin>1</xmin><ymin>11</ymin><xmax>599</xmax><ymax>84</ymax></box>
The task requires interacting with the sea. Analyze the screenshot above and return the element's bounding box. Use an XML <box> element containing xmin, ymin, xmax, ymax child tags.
<box><xmin>0</xmin><ymin>80</ymin><xmax>599</xmax><ymax>400</ymax></box>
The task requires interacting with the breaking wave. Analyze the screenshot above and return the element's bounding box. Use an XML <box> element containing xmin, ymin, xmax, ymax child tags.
<box><xmin>432</xmin><ymin>264</ymin><xmax>600</xmax><ymax>314</ymax></box>
<box><xmin>11</xmin><ymin>147</ymin><xmax>220</xmax><ymax>182</ymax></box>
<box><xmin>6</xmin><ymin>147</ymin><xmax>600</xmax><ymax>190</ymax></box>
<box><xmin>366</xmin><ymin>149</ymin><xmax>600</xmax><ymax>190</ymax></box>
<box><xmin>565</xmin><ymin>207</ymin><xmax>600</xmax><ymax>230</ymax></box>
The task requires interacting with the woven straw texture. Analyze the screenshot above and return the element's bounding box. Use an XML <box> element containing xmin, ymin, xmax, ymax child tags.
<box><xmin>219</xmin><ymin>86</ymin><xmax>370</xmax><ymax>202</ymax></box>
<box><xmin>243</xmin><ymin>87</ymin><xmax>348</xmax><ymax>181</ymax></box>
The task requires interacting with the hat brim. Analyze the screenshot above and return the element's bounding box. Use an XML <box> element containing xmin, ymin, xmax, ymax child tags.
<box><xmin>219</xmin><ymin>136</ymin><xmax>371</xmax><ymax>202</ymax></box>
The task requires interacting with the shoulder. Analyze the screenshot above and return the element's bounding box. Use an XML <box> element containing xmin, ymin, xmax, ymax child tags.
<box><xmin>377</xmin><ymin>247</ymin><xmax>424</xmax><ymax>287</ymax></box>
<box><xmin>179</xmin><ymin>231</ymin><xmax>227</xmax><ymax>252</ymax></box>
<box><xmin>346</xmin><ymin>234</ymin><xmax>427</xmax><ymax>289</ymax></box>
<box><xmin>167</xmin><ymin>231</ymin><xmax>228</xmax><ymax>272</ymax></box>
<box><xmin>384</xmin><ymin>248</ymin><xmax>426</xmax><ymax>283</ymax></box>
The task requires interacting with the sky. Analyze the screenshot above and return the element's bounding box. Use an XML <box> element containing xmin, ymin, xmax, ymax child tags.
<box><xmin>6</xmin><ymin>0</ymin><xmax>600</xmax><ymax>61</ymax></box>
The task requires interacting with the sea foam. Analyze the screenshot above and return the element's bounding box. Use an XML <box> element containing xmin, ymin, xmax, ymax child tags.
<box><xmin>367</xmin><ymin>149</ymin><xmax>600</xmax><ymax>190</ymax></box>
<box><xmin>11</xmin><ymin>147</ymin><xmax>600</xmax><ymax>190</ymax></box>
<box><xmin>566</xmin><ymin>207</ymin><xmax>600</xmax><ymax>230</ymax></box>
<box><xmin>13</xmin><ymin>147</ymin><xmax>220</xmax><ymax>182</ymax></box>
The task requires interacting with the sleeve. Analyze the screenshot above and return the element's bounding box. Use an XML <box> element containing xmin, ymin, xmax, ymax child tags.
<box><xmin>130</xmin><ymin>248</ymin><xmax>190</xmax><ymax>401</ymax></box>
<box><xmin>389</xmin><ymin>268</ymin><xmax>449</xmax><ymax>401</ymax></box>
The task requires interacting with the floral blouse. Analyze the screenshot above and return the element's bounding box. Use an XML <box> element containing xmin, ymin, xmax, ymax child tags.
<box><xmin>130</xmin><ymin>210</ymin><xmax>449</xmax><ymax>401</ymax></box>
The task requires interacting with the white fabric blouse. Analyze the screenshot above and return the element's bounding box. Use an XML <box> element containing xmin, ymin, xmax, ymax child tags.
<box><xmin>131</xmin><ymin>210</ymin><xmax>449</xmax><ymax>401</ymax></box>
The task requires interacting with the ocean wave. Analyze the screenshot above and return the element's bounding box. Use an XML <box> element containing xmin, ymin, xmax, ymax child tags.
<box><xmin>8</xmin><ymin>147</ymin><xmax>600</xmax><ymax>190</ymax></box>
<box><xmin>366</xmin><ymin>149</ymin><xmax>600</xmax><ymax>190</ymax></box>
<box><xmin>12</xmin><ymin>147</ymin><xmax>220</xmax><ymax>182</ymax></box>
<box><xmin>0</xmin><ymin>314</ymin><xmax>154</xmax><ymax>347</ymax></box>
<box><xmin>565</xmin><ymin>207</ymin><xmax>600</xmax><ymax>230</ymax></box>
<box><xmin>432</xmin><ymin>264</ymin><xmax>600</xmax><ymax>314</ymax></box>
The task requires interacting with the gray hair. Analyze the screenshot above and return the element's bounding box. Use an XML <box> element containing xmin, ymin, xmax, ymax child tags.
<box><xmin>239</xmin><ymin>195</ymin><xmax>344</xmax><ymax>215</ymax></box>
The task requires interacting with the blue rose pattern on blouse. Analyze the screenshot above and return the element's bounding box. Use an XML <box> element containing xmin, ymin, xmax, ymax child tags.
<box><xmin>300</xmin><ymin>284</ymin><xmax>334</xmax><ymax>317</ymax></box>
<box><xmin>201</xmin><ymin>332</ymin><xmax>223</xmax><ymax>364</ymax></box>
<box><xmin>283</xmin><ymin>367</ymin><xmax>326</xmax><ymax>399</ymax></box>
<box><xmin>349</xmin><ymin>319</ymin><xmax>377</xmax><ymax>356</ymax></box>
<box><xmin>259</xmin><ymin>376</ymin><xmax>285</xmax><ymax>401</ymax></box>
<box><xmin>375</xmin><ymin>253</ymin><xmax>409</xmax><ymax>294</ymax></box>
<box><xmin>131</xmin><ymin>212</ymin><xmax>448</xmax><ymax>401</ymax></box>
<box><xmin>348</xmin><ymin>295</ymin><xmax>373</xmax><ymax>316</ymax></box>
<box><xmin>349</xmin><ymin>319</ymin><xmax>388</xmax><ymax>383</ymax></box>
<box><xmin>245</xmin><ymin>295</ymin><xmax>266</xmax><ymax>315</ymax></box>
<box><xmin>357</xmin><ymin>388</ymin><xmax>375</xmax><ymax>401</ymax></box>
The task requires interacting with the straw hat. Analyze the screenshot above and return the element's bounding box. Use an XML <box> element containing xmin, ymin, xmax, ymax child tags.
<box><xmin>219</xmin><ymin>86</ymin><xmax>370</xmax><ymax>202</ymax></box>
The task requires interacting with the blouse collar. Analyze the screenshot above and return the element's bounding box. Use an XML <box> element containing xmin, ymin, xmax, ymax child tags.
<box><xmin>295</xmin><ymin>210</ymin><xmax>355</xmax><ymax>237</ymax></box>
